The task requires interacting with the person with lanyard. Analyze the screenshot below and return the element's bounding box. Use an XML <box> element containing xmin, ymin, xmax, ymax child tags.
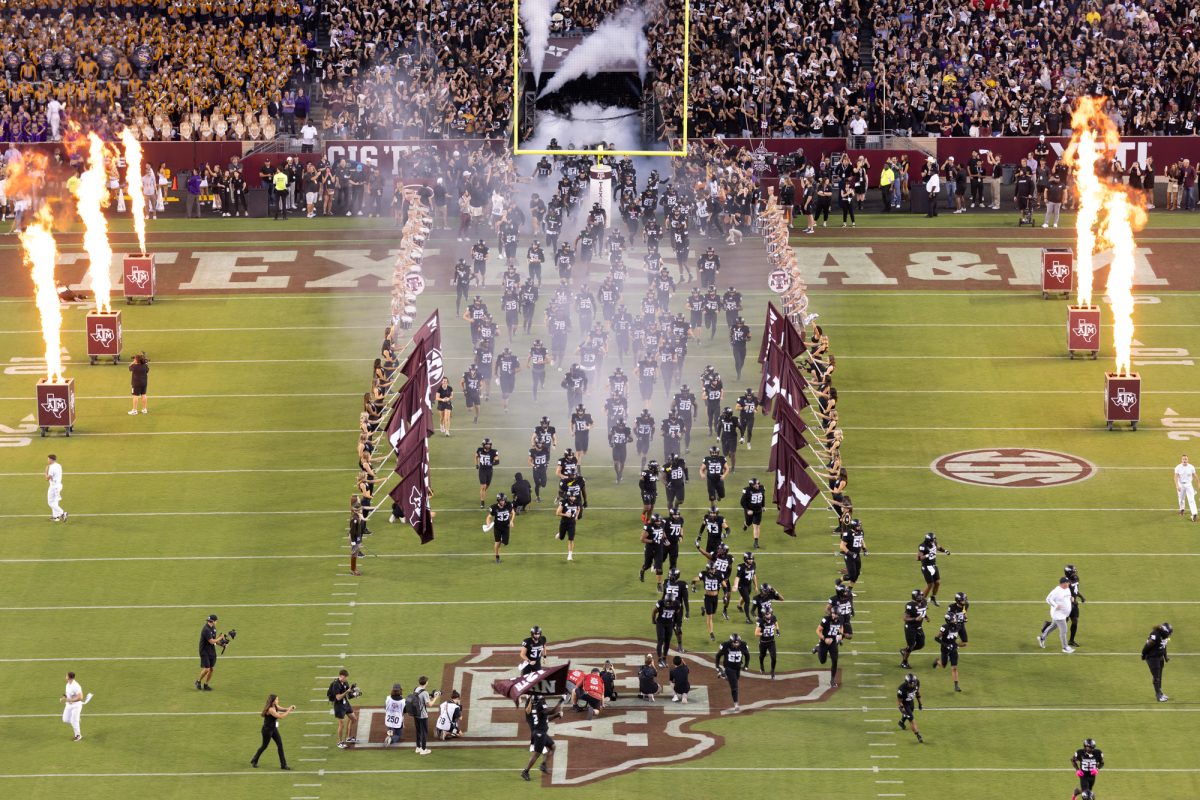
<box><xmin>250</xmin><ymin>694</ymin><xmax>295</xmax><ymax>769</ymax></box>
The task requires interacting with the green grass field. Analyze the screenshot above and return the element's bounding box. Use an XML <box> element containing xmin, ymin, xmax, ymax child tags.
<box><xmin>1</xmin><ymin>220</ymin><xmax>1198</xmax><ymax>800</ymax></box>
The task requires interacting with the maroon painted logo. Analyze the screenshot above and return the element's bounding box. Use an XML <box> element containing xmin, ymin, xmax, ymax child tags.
<box><xmin>345</xmin><ymin>637</ymin><xmax>837</xmax><ymax>785</ymax></box>
<box><xmin>932</xmin><ymin>448</ymin><xmax>1095</xmax><ymax>488</ymax></box>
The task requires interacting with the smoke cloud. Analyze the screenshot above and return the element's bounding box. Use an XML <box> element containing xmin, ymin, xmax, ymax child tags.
<box><xmin>538</xmin><ymin>4</ymin><xmax>651</xmax><ymax>98</ymax></box>
<box><xmin>520</xmin><ymin>0</ymin><xmax>559</xmax><ymax>83</ymax></box>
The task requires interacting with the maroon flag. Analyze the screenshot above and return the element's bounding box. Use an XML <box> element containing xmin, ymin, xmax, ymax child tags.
<box><xmin>386</xmin><ymin>341</ymin><xmax>429</xmax><ymax>450</ymax></box>
<box><xmin>758</xmin><ymin>302</ymin><xmax>786</xmax><ymax>364</ymax></box>
<box><xmin>491</xmin><ymin>663</ymin><xmax>573</xmax><ymax>705</ymax></box>
<box><xmin>774</xmin><ymin>450</ymin><xmax>821</xmax><ymax>536</ymax></box>
<box><xmin>761</xmin><ymin>345</ymin><xmax>809</xmax><ymax>415</ymax></box>
<box><xmin>768</xmin><ymin>401</ymin><xmax>809</xmax><ymax>473</ymax></box>
<box><xmin>388</xmin><ymin>420</ymin><xmax>434</xmax><ymax>543</ymax></box>
<box><xmin>759</xmin><ymin>301</ymin><xmax>807</xmax><ymax>365</ymax></box>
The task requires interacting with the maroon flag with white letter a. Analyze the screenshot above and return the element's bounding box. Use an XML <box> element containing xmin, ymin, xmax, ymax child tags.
<box><xmin>410</xmin><ymin>311</ymin><xmax>444</xmax><ymax>438</ymax></box>
<box><xmin>774</xmin><ymin>450</ymin><xmax>820</xmax><ymax>536</ymax></box>
<box><xmin>491</xmin><ymin>663</ymin><xmax>572</xmax><ymax>705</ymax></box>
<box><xmin>761</xmin><ymin>344</ymin><xmax>809</xmax><ymax>416</ymax></box>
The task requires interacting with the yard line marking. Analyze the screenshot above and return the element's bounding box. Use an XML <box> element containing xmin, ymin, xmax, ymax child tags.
<box><xmin>868</xmin><ymin>743</ymin><xmax>897</xmax><ymax>747</ymax></box>
<box><xmin>1</xmin><ymin>550</ymin><xmax>1197</xmax><ymax>564</ymax></box>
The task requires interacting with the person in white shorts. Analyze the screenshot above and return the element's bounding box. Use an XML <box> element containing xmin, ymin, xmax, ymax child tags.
<box><xmin>1175</xmin><ymin>454</ymin><xmax>1197</xmax><ymax>521</ymax></box>
<box><xmin>46</xmin><ymin>454</ymin><xmax>67</xmax><ymax>522</ymax></box>
<box><xmin>61</xmin><ymin>671</ymin><xmax>84</xmax><ymax>740</ymax></box>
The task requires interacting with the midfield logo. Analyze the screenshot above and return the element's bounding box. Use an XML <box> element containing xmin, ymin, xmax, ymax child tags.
<box><xmin>1071</xmin><ymin>319</ymin><xmax>1097</xmax><ymax>343</ymax></box>
<box><xmin>343</xmin><ymin>638</ymin><xmax>837</xmax><ymax>785</ymax></box>
<box><xmin>40</xmin><ymin>393</ymin><xmax>68</xmax><ymax>419</ymax></box>
<box><xmin>933</xmin><ymin>448</ymin><xmax>1096</xmax><ymax>488</ymax></box>
<box><xmin>1112</xmin><ymin>387</ymin><xmax>1139</xmax><ymax>412</ymax></box>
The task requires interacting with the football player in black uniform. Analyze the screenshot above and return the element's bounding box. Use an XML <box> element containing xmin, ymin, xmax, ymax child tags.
<box><xmin>755</xmin><ymin>612</ymin><xmax>780</xmax><ymax>677</ymax></box>
<box><xmin>715</xmin><ymin>632</ymin><xmax>751</xmax><ymax>711</ymax></box>
<box><xmin>702</xmin><ymin>372</ymin><xmax>723</xmax><ymax>433</ymax></box>
<box><xmin>470</xmin><ymin>239</ymin><xmax>489</xmax><ymax>285</ymax></box>
<box><xmin>475</xmin><ymin>439</ymin><xmax>499</xmax><ymax>508</ymax></box>
<box><xmin>917</xmin><ymin>532</ymin><xmax>951</xmax><ymax>606</ymax></box>
<box><xmin>716</xmin><ymin>408</ymin><xmax>741</xmax><ymax>470</ymax></box>
<box><xmin>693</xmin><ymin>562</ymin><xmax>723</xmax><ymax>642</ymax></box>
<box><xmin>721</xmin><ymin>286</ymin><xmax>742</xmax><ymax>329</ymax></box>
<box><xmin>561</xmin><ymin>363</ymin><xmax>588</xmax><ymax>415</ymax></box>
<box><xmin>671</xmin><ymin>384</ymin><xmax>698</xmax><ymax>452</ymax></box>
<box><xmin>634</xmin><ymin>409</ymin><xmax>655</xmax><ymax>468</ymax></box>
<box><xmin>520</xmin><ymin>694</ymin><xmax>562</xmax><ymax>781</ymax></box>
<box><xmin>1141</xmin><ymin>621</ymin><xmax>1173</xmax><ymax>702</ymax></box>
<box><xmin>453</xmin><ymin>258</ymin><xmax>471</xmax><ymax>314</ymax></box>
<box><xmin>1071</xmin><ymin>739</ymin><xmax>1104</xmax><ymax>798</ymax></box>
<box><xmin>697</xmin><ymin>505</ymin><xmax>730</xmax><ymax>553</ymax></box>
<box><xmin>729</xmin><ymin>317</ymin><xmax>752</xmax><ymax>379</ymax></box>
<box><xmin>702</xmin><ymin>287</ymin><xmax>721</xmax><ymax>339</ymax></box>
<box><xmin>947</xmin><ymin>591</ymin><xmax>969</xmax><ymax>644</ymax></box>
<box><xmin>735</xmin><ymin>388</ymin><xmax>759</xmax><ymax>448</ymax></box>
<box><xmin>898</xmin><ymin>589</ymin><xmax>928</xmax><ymax>669</ymax></box>
<box><xmin>528</xmin><ymin>440</ymin><xmax>551</xmax><ymax>502</ymax></box>
<box><xmin>652</xmin><ymin>597</ymin><xmax>682</xmax><ymax>667</ymax></box>
<box><xmin>637</xmin><ymin>458</ymin><xmax>661</xmax><ymax>520</ymax></box>
<box><xmin>640</xmin><ymin>513</ymin><xmax>667</xmax><ymax>589</ymax></box>
<box><xmin>569</xmin><ymin>404</ymin><xmax>594</xmax><ymax>462</ymax></box>
<box><xmin>521</xmin><ymin>626</ymin><xmax>548</xmax><ymax>674</ymax></box>
<box><xmin>701</xmin><ymin>446</ymin><xmax>729</xmax><ymax>502</ymax></box>
<box><xmin>739</xmin><ymin>477</ymin><xmax>766</xmax><ymax>548</ymax></box>
<box><xmin>608</xmin><ymin>417</ymin><xmax>632</xmax><ymax>483</ymax></box>
<box><xmin>698</xmin><ymin>246</ymin><xmax>720</xmax><ymax>287</ymax></box>
<box><xmin>662</xmin><ymin>567</ymin><xmax>690</xmax><ymax>652</ymax></box>
<box><xmin>896</xmin><ymin>673</ymin><xmax>924</xmax><ymax>743</ymax></box>
<box><xmin>663</xmin><ymin>509</ymin><xmax>685</xmax><ymax>574</ymax></box>
<box><xmin>733</xmin><ymin>552</ymin><xmax>759</xmax><ymax>624</ymax></box>
<box><xmin>931</xmin><ymin>612</ymin><xmax>963</xmax><ymax>692</ymax></box>
<box><xmin>814</xmin><ymin>609</ymin><xmax>844</xmax><ymax>687</ymax></box>
<box><xmin>839</xmin><ymin>517</ymin><xmax>867</xmax><ymax>588</ymax></box>
<box><xmin>555</xmin><ymin>489</ymin><xmax>581</xmax><ymax>561</ymax></box>
<box><xmin>1064</xmin><ymin>564</ymin><xmax>1086</xmax><ymax>647</ymax></box>
<box><xmin>697</xmin><ymin>540</ymin><xmax>734</xmax><ymax>621</ymax></box>
<box><xmin>556</xmin><ymin>448</ymin><xmax>580</xmax><ymax>482</ymax></box>
<box><xmin>526</xmin><ymin>240</ymin><xmax>545</xmax><ymax>287</ymax></box>
<box><xmin>752</xmin><ymin>582</ymin><xmax>785</xmax><ymax>621</ymax></box>
<box><xmin>527</xmin><ymin>339</ymin><xmax>550</xmax><ymax>400</ymax></box>
<box><xmin>827</xmin><ymin>583</ymin><xmax>855</xmax><ymax>641</ymax></box>
<box><xmin>664</xmin><ymin>453</ymin><xmax>689</xmax><ymax>509</ymax></box>
<box><xmin>660</xmin><ymin>412</ymin><xmax>684</xmax><ymax>463</ymax></box>
<box><xmin>485</xmin><ymin>492</ymin><xmax>515</xmax><ymax>564</ymax></box>
<box><xmin>496</xmin><ymin>348</ymin><xmax>521</xmax><ymax>412</ymax></box>
<box><xmin>461</xmin><ymin>365</ymin><xmax>483</xmax><ymax>424</ymax></box>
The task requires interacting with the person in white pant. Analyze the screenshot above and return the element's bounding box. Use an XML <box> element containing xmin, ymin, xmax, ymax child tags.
<box><xmin>1038</xmin><ymin>577</ymin><xmax>1075</xmax><ymax>653</ymax></box>
<box><xmin>61</xmin><ymin>671</ymin><xmax>84</xmax><ymax>740</ymax></box>
<box><xmin>1175</xmin><ymin>454</ymin><xmax>1197</xmax><ymax>521</ymax></box>
<box><xmin>46</xmin><ymin>454</ymin><xmax>67</xmax><ymax>522</ymax></box>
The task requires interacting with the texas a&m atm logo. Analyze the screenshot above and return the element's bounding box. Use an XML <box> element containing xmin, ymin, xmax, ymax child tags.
<box><xmin>1070</xmin><ymin>318</ymin><xmax>1098</xmax><ymax>344</ymax></box>
<box><xmin>90</xmin><ymin>323</ymin><xmax>117</xmax><ymax>347</ymax></box>
<box><xmin>1111</xmin><ymin>387</ymin><xmax>1139</xmax><ymax>413</ymax></box>
<box><xmin>345</xmin><ymin>638</ymin><xmax>837</xmax><ymax>785</ymax></box>
<box><xmin>127</xmin><ymin>266</ymin><xmax>151</xmax><ymax>289</ymax></box>
<box><xmin>933</xmin><ymin>448</ymin><xmax>1095</xmax><ymax>488</ymax></box>
<box><xmin>40</xmin><ymin>393</ymin><xmax>69</xmax><ymax>419</ymax></box>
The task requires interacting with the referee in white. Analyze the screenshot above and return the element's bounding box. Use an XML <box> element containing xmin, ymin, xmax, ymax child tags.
<box><xmin>1175</xmin><ymin>454</ymin><xmax>1197</xmax><ymax>521</ymax></box>
<box><xmin>46</xmin><ymin>454</ymin><xmax>67</xmax><ymax>522</ymax></box>
<box><xmin>1038</xmin><ymin>577</ymin><xmax>1075</xmax><ymax>653</ymax></box>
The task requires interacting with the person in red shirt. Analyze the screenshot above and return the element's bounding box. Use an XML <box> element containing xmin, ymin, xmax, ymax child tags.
<box><xmin>567</xmin><ymin>667</ymin><xmax>606</xmax><ymax>720</ymax></box>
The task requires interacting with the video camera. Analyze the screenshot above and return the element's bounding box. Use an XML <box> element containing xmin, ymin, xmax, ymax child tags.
<box><xmin>347</xmin><ymin>683</ymin><xmax>363</xmax><ymax>700</ymax></box>
<box><xmin>216</xmin><ymin>629</ymin><xmax>237</xmax><ymax>654</ymax></box>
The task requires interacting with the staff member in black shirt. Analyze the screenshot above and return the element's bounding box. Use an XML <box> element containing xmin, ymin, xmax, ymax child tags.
<box><xmin>196</xmin><ymin>613</ymin><xmax>220</xmax><ymax>691</ymax></box>
<box><xmin>250</xmin><ymin>694</ymin><xmax>295</xmax><ymax>769</ymax></box>
<box><xmin>348</xmin><ymin>502</ymin><xmax>368</xmax><ymax>576</ymax></box>
<box><xmin>128</xmin><ymin>352</ymin><xmax>149</xmax><ymax>415</ymax></box>
<box><xmin>1141</xmin><ymin>621</ymin><xmax>1173</xmax><ymax>702</ymax></box>
<box><xmin>510</xmin><ymin>472</ymin><xmax>533</xmax><ymax>515</ymax></box>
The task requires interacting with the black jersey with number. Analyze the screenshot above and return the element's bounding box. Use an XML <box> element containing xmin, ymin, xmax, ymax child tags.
<box><xmin>699</xmin><ymin>570</ymin><xmax>722</xmax><ymax>593</ymax></box>
<box><xmin>741</xmin><ymin>485</ymin><xmax>765</xmax><ymax>510</ymax></box>
<box><xmin>831</xmin><ymin>593</ymin><xmax>854</xmax><ymax>619</ymax></box>
<box><xmin>654</xmin><ymin>599</ymin><xmax>680</xmax><ymax>625</ymax></box>
<box><xmin>717</xmin><ymin>639</ymin><xmax>750</xmax><ymax>671</ymax></box>
<box><xmin>703</xmin><ymin>454</ymin><xmax>727</xmax><ymax>477</ymax></box>
<box><xmin>935</xmin><ymin>624</ymin><xmax>960</xmax><ymax>651</ymax></box>
<box><xmin>489</xmin><ymin>503</ymin><xmax>513</xmax><ymax>528</ymax></box>
<box><xmin>605</xmin><ymin>396</ymin><xmax>629</xmax><ymax>425</ymax></box>
<box><xmin>918</xmin><ymin>542</ymin><xmax>939</xmax><ymax>567</ymax></box>
<box><xmin>463</xmin><ymin>371</ymin><xmax>482</xmax><ymax>393</ymax></box>
<box><xmin>665</xmin><ymin>515</ymin><xmax>684</xmax><ymax>544</ymax></box>
<box><xmin>529</xmin><ymin>447</ymin><xmax>550</xmax><ymax>469</ymax></box>
<box><xmin>534</xmin><ymin>425</ymin><xmax>556</xmax><ymax>447</ymax></box>
<box><xmin>948</xmin><ymin>600</ymin><xmax>968</xmax><ymax>626</ymax></box>
<box><xmin>609</xmin><ymin>423</ymin><xmax>631</xmax><ymax>446</ymax></box>
<box><xmin>666</xmin><ymin>459</ymin><xmax>688</xmax><ymax>484</ymax></box>
<box><xmin>558</xmin><ymin>457</ymin><xmax>579</xmax><ymax>478</ymax></box>
<box><xmin>841</xmin><ymin>528</ymin><xmax>865</xmax><ymax>554</ymax></box>
<box><xmin>639</xmin><ymin>470</ymin><xmax>659</xmax><ymax>493</ymax></box>
<box><xmin>522</xmin><ymin>635</ymin><xmax>547</xmax><ymax>666</ymax></box>
<box><xmin>897</xmin><ymin>680</ymin><xmax>920</xmax><ymax>704</ymax></box>
<box><xmin>1073</xmin><ymin>748</ymin><xmax>1104</xmax><ymax>772</ymax></box>
<box><xmin>661</xmin><ymin>418</ymin><xmax>683</xmax><ymax>441</ymax></box>
<box><xmin>476</xmin><ymin>448</ymin><xmax>498</xmax><ymax>467</ymax></box>
<box><xmin>718</xmin><ymin>416</ymin><xmax>740</xmax><ymax>437</ymax></box>
<box><xmin>758</xmin><ymin>619</ymin><xmax>778</xmax><ymax>642</ymax></box>
<box><xmin>736</xmin><ymin>562</ymin><xmax>757</xmax><ymax>587</ymax></box>
<box><xmin>497</xmin><ymin>353</ymin><xmax>520</xmax><ymax>377</ymax></box>
<box><xmin>529</xmin><ymin>345</ymin><xmax>548</xmax><ymax>370</ymax></box>
<box><xmin>704</xmin><ymin>381</ymin><xmax>723</xmax><ymax>401</ymax></box>
<box><xmin>904</xmin><ymin>599</ymin><xmax>928</xmax><ymax>628</ymax></box>
<box><xmin>644</xmin><ymin>520</ymin><xmax>667</xmax><ymax>546</ymax></box>
<box><xmin>711</xmin><ymin>554</ymin><xmax>732</xmax><ymax>580</ymax></box>
<box><xmin>635</xmin><ymin>416</ymin><xmax>655</xmax><ymax>439</ymax></box>
<box><xmin>571</xmin><ymin>413</ymin><xmax>593</xmax><ymax>433</ymax></box>
<box><xmin>637</xmin><ymin>360</ymin><xmax>657</xmax><ymax>381</ymax></box>
<box><xmin>819</xmin><ymin>616</ymin><xmax>844</xmax><ymax>640</ymax></box>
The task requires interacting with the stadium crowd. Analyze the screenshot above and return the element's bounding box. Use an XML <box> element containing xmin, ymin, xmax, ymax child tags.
<box><xmin>0</xmin><ymin>0</ymin><xmax>313</xmax><ymax>141</ymax></box>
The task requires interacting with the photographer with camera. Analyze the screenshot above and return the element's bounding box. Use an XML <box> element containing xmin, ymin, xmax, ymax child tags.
<box><xmin>196</xmin><ymin>614</ymin><xmax>221</xmax><ymax>691</ymax></box>
<box><xmin>329</xmin><ymin>669</ymin><xmax>360</xmax><ymax>748</ymax></box>
<box><xmin>128</xmin><ymin>352</ymin><xmax>149</xmax><ymax>415</ymax></box>
<box><xmin>408</xmin><ymin>675</ymin><xmax>443</xmax><ymax>755</ymax></box>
